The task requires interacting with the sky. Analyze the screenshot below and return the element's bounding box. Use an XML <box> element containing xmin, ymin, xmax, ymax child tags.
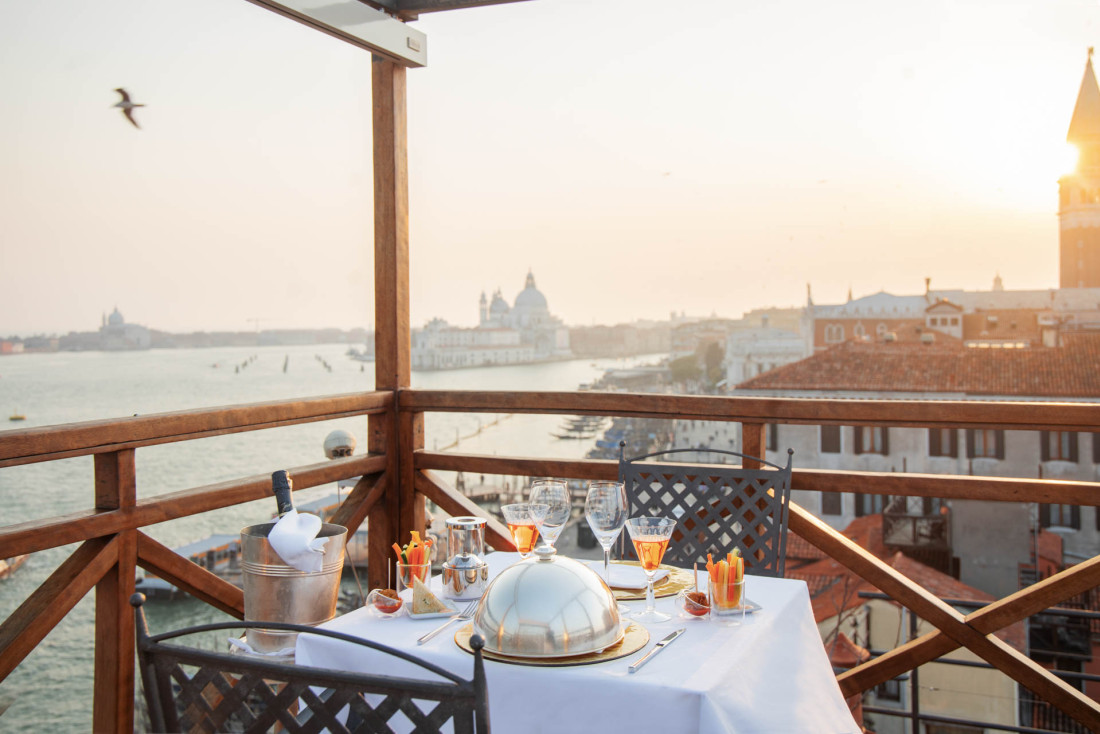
<box><xmin>1</xmin><ymin>0</ymin><xmax>1098</xmax><ymax>336</ymax></box>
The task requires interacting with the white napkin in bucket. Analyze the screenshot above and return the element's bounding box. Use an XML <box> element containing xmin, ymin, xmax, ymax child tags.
<box><xmin>587</xmin><ymin>561</ymin><xmax>669</xmax><ymax>590</ymax></box>
<box><xmin>268</xmin><ymin>509</ymin><xmax>328</xmax><ymax>573</ymax></box>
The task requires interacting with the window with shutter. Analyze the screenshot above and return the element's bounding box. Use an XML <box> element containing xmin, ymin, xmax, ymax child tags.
<box><xmin>1044</xmin><ymin>431</ymin><xmax>1078</xmax><ymax>462</ymax></box>
<box><xmin>1042</xmin><ymin>503</ymin><xmax>1081</xmax><ymax>529</ymax></box>
<box><xmin>821</xmin><ymin>425</ymin><xmax>841</xmax><ymax>454</ymax></box>
<box><xmin>936</xmin><ymin>428</ymin><xmax>959</xmax><ymax>457</ymax></box>
<box><xmin>968</xmin><ymin>429</ymin><xmax>1002</xmax><ymax>459</ymax></box>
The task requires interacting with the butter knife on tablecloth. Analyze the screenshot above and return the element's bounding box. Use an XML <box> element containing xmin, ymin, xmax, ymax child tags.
<box><xmin>628</xmin><ymin>628</ymin><xmax>685</xmax><ymax>673</ymax></box>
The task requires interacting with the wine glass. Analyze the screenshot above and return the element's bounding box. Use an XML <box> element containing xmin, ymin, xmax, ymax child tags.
<box><xmin>529</xmin><ymin>479</ymin><xmax>570</xmax><ymax>549</ymax></box>
<box><xmin>501</xmin><ymin>502</ymin><xmax>548</xmax><ymax>559</ymax></box>
<box><xmin>625</xmin><ymin>516</ymin><xmax>676</xmax><ymax>623</ymax></box>
<box><xmin>584</xmin><ymin>481</ymin><xmax>629</xmax><ymax>593</ymax></box>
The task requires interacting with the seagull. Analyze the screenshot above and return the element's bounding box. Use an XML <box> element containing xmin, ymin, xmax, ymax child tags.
<box><xmin>113</xmin><ymin>88</ymin><xmax>144</xmax><ymax>129</ymax></box>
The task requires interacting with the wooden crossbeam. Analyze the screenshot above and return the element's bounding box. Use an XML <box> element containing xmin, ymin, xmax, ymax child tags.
<box><xmin>413</xmin><ymin>451</ymin><xmax>1100</xmax><ymax>507</ymax></box>
<box><xmin>790</xmin><ymin>504</ymin><xmax>1100</xmax><ymax>729</ymax></box>
<box><xmin>0</xmin><ymin>392</ymin><xmax>389</xmax><ymax>468</ymax></box>
<box><xmin>0</xmin><ymin>453</ymin><xmax>385</xmax><ymax>558</ymax></box>
<box><xmin>414</xmin><ymin>470</ymin><xmax>513</xmax><ymax>550</ymax></box>
<box><xmin>136</xmin><ymin>533</ymin><xmax>245</xmax><ymax>618</ymax></box>
<box><xmin>416</xmin><ymin>450</ymin><xmax>617</xmax><ymax>480</ymax></box>
<box><xmin>400</xmin><ymin>389</ymin><xmax>1100</xmax><ymax>432</ymax></box>
<box><xmin>838</xmin><ymin>553</ymin><xmax>1100</xmax><ymax>696</ymax></box>
<box><xmin>0</xmin><ymin>537</ymin><xmax>117</xmax><ymax>682</ymax></box>
<box><xmin>329</xmin><ymin>472</ymin><xmax>388</xmax><ymax>535</ymax></box>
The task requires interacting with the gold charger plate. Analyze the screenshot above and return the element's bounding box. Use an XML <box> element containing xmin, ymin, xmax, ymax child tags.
<box><xmin>454</xmin><ymin>622</ymin><xmax>649</xmax><ymax>667</ymax></box>
<box><xmin>606</xmin><ymin>562</ymin><xmax>695</xmax><ymax>601</ymax></box>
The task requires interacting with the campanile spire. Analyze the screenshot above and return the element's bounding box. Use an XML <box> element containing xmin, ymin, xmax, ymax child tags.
<box><xmin>1059</xmin><ymin>50</ymin><xmax>1100</xmax><ymax>288</ymax></box>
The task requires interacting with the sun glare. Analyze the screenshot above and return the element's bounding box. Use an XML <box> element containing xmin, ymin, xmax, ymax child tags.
<box><xmin>1060</xmin><ymin>143</ymin><xmax>1081</xmax><ymax>177</ymax></box>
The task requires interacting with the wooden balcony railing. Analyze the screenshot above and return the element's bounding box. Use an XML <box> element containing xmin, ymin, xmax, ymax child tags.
<box><xmin>2</xmin><ymin>387</ymin><xmax>1100</xmax><ymax>731</ymax></box>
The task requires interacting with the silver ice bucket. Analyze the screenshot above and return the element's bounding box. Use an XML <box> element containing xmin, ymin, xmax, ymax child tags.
<box><xmin>240</xmin><ymin>521</ymin><xmax>347</xmax><ymax>654</ymax></box>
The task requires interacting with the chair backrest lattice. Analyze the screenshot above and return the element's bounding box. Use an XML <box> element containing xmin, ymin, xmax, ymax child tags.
<box><xmin>132</xmin><ymin>594</ymin><xmax>490</xmax><ymax>734</ymax></box>
<box><xmin>619</xmin><ymin>447</ymin><xmax>794</xmax><ymax>577</ymax></box>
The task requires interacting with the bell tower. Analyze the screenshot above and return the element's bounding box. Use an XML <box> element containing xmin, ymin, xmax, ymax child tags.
<box><xmin>1060</xmin><ymin>49</ymin><xmax>1100</xmax><ymax>288</ymax></box>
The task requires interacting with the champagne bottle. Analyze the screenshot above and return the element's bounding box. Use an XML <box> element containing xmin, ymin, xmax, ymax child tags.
<box><xmin>271</xmin><ymin>470</ymin><xmax>294</xmax><ymax>517</ymax></box>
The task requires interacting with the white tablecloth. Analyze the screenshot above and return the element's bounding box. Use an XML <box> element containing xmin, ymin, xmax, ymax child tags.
<box><xmin>296</xmin><ymin>552</ymin><xmax>858</xmax><ymax>734</ymax></box>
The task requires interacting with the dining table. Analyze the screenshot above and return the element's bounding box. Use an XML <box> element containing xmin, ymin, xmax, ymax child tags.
<box><xmin>295</xmin><ymin>551</ymin><xmax>860</xmax><ymax>734</ymax></box>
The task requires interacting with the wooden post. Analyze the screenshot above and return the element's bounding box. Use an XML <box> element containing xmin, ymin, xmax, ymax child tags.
<box><xmin>92</xmin><ymin>449</ymin><xmax>136</xmax><ymax>734</ymax></box>
<box><xmin>369</xmin><ymin>54</ymin><xmax>417</xmax><ymax>589</ymax></box>
<box><xmin>742</xmin><ymin>422</ymin><xmax>765</xmax><ymax>468</ymax></box>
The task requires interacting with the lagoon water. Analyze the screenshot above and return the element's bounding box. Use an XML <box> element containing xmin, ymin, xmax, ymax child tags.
<box><xmin>0</xmin><ymin>343</ymin><xmax>644</xmax><ymax>730</ymax></box>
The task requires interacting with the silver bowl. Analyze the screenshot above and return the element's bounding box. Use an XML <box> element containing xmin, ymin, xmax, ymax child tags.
<box><xmin>473</xmin><ymin>547</ymin><xmax>622</xmax><ymax>657</ymax></box>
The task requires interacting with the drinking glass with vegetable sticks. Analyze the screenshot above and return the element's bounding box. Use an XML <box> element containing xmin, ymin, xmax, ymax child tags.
<box><xmin>707</xmin><ymin>549</ymin><xmax>746</xmax><ymax>626</ymax></box>
<box><xmin>392</xmin><ymin>531</ymin><xmax>433</xmax><ymax>595</ymax></box>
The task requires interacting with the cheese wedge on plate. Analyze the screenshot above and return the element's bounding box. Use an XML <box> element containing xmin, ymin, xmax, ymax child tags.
<box><xmin>412</xmin><ymin>576</ymin><xmax>450</xmax><ymax>614</ymax></box>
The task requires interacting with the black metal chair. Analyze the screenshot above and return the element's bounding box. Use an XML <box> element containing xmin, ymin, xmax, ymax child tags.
<box><xmin>618</xmin><ymin>445</ymin><xmax>794</xmax><ymax>577</ymax></box>
<box><xmin>132</xmin><ymin>593</ymin><xmax>490</xmax><ymax>733</ymax></box>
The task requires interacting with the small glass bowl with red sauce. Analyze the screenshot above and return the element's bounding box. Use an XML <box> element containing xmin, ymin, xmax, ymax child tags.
<box><xmin>367</xmin><ymin>588</ymin><xmax>405</xmax><ymax>618</ymax></box>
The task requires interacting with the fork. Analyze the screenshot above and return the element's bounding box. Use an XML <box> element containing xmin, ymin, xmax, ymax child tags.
<box><xmin>416</xmin><ymin>600</ymin><xmax>479</xmax><ymax>645</ymax></box>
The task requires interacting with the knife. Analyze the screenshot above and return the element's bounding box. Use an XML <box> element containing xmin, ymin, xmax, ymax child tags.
<box><xmin>628</xmin><ymin>628</ymin><xmax>685</xmax><ymax>674</ymax></box>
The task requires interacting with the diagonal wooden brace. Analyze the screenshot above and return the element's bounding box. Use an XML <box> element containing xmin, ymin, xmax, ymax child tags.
<box><xmin>789</xmin><ymin>503</ymin><xmax>1100</xmax><ymax>730</ymax></box>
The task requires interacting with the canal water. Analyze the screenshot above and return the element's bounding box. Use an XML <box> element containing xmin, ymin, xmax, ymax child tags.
<box><xmin>0</xmin><ymin>344</ymin><xmax>653</xmax><ymax>730</ymax></box>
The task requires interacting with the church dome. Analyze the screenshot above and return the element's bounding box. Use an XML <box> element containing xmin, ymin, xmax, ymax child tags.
<box><xmin>514</xmin><ymin>270</ymin><xmax>548</xmax><ymax>311</ymax></box>
<box><xmin>107</xmin><ymin>307</ymin><xmax>124</xmax><ymax>327</ymax></box>
<box><xmin>489</xmin><ymin>290</ymin><xmax>510</xmax><ymax>318</ymax></box>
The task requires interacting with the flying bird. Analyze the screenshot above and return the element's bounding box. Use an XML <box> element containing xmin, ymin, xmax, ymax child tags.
<box><xmin>113</xmin><ymin>88</ymin><xmax>144</xmax><ymax>129</ymax></box>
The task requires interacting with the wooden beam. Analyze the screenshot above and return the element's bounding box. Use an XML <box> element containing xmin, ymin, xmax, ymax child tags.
<box><xmin>838</xmin><ymin>553</ymin><xmax>1100</xmax><ymax>696</ymax></box>
<box><xmin>329</xmin><ymin>472</ymin><xmax>388</xmax><ymax>534</ymax></box>
<box><xmin>791</xmin><ymin>468</ymin><xmax>1100</xmax><ymax>506</ymax></box>
<box><xmin>0</xmin><ymin>538</ymin><xmax>116</xmax><ymax>683</ymax></box>
<box><xmin>0</xmin><ymin>391</ymin><xmax>390</xmax><ymax>468</ymax></box>
<box><xmin>136</xmin><ymin>533</ymin><xmax>245</xmax><ymax>618</ymax></box>
<box><xmin>742</xmin><ymin>422</ymin><xmax>765</xmax><ymax>469</ymax></box>
<box><xmin>370</xmin><ymin>53</ymin><xmax>410</xmax><ymax>590</ymax></box>
<box><xmin>416</xmin><ymin>451</ymin><xmax>617</xmax><ymax>480</ymax></box>
<box><xmin>413</xmin><ymin>451</ymin><xmax>1100</xmax><ymax>506</ymax></box>
<box><xmin>414</xmin><ymin>470</ymin><xmax>513</xmax><ymax>550</ymax></box>
<box><xmin>790</xmin><ymin>503</ymin><xmax>1100</xmax><ymax>728</ymax></box>
<box><xmin>0</xmin><ymin>454</ymin><xmax>386</xmax><ymax>558</ymax></box>
<box><xmin>399</xmin><ymin>410</ymin><xmax>426</xmax><ymax>555</ymax></box>
<box><xmin>93</xmin><ymin>451</ymin><xmax>137</xmax><ymax>734</ymax></box>
<box><xmin>372</xmin><ymin>56</ymin><xmax>410</xmax><ymax>392</ymax></box>
<box><xmin>400</xmin><ymin>389</ymin><xmax>1100</xmax><ymax>431</ymax></box>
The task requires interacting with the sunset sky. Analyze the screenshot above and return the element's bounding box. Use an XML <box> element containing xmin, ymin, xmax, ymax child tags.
<box><xmin>1</xmin><ymin>0</ymin><xmax>1097</xmax><ymax>335</ymax></box>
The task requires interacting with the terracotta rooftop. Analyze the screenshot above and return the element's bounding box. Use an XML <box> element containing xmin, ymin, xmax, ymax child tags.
<box><xmin>786</xmin><ymin>530</ymin><xmax>828</xmax><ymax>568</ymax></box>
<box><xmin>738</xmin><ymin>332</ymin><xmax>1100</xmax><ymax>398</ymax></box>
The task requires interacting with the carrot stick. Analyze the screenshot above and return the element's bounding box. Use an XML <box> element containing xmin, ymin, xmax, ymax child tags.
<box><xmin>392</xmin><ymin>543</ymin><xmax>404</xmax><ymax>562</ymax></box>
